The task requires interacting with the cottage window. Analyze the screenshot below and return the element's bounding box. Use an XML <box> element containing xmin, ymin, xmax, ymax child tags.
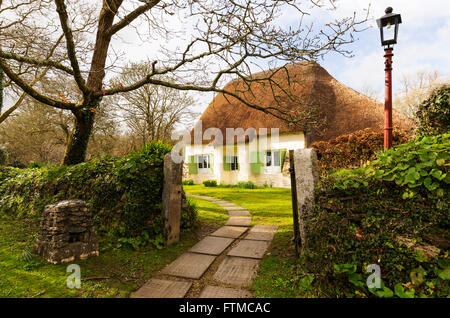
<box><xmin>197</xmin><ymin>155</ymin><xmax>210</xmax><ymax>173</ymax></box>
<box><xmin>230</xmin><ymin>156</ymin><xmax>239</xmax><ymax>171</ymax></box>
<box><xmin>266</xmin><ymin>151</ymin><xmax>280</xmax><ymax>167</ymax></box>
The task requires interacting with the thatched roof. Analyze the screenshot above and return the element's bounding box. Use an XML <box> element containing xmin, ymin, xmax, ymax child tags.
<box><xmin>191</xmin><ymin>61</ymin><xmax>413</xmax><ymax>145</ymax></box>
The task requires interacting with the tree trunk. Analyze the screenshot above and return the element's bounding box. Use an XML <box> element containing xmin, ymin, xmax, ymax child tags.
<box><xmin>61</xmin><ymin>2</ymin><xmax>120</xmax><ymax>165</ymax></box>
<box><xmin>0</xmin><ymin>66</ymin><xmax>4</xmax><ymax>114</ymax></box>
<box><xmin>62</xmin><ymin>98</ymin><xmax>100</xmax><ymax>165</ymax></box>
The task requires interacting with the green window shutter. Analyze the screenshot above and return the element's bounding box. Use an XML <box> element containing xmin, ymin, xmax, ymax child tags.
<box><xmin>188</xmin><ymin>155</ymin><xmax>198</xmax><ymax>174</ymax></box>
<box><xmin>223</xmin><ymin>156</ymin><xmax>231</xmax><ymax>171</ymax></box>
<box><xmin>280</xmin><ymin>149</ymin><xmax>287</xmax><ymax>172</ymax></box>
<box><xmin>209</xmin><ymin>154</ymin><xmax>214</xmax><ymax>173</ymax></box>
<box><xmin>250</xmin><ymin>151</ymin><xmax>264</xmax><ymax>173</ymax></box>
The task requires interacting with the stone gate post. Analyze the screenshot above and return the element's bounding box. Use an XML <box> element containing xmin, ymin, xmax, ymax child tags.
<box><xmin>293</xmin><ymin>148</ymin><xmax>319</xmax><ymax>249</ymax></box>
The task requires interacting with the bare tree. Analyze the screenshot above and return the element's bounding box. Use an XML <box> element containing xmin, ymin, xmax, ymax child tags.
<box><xmin>0</xmin><ymin>0</ymin><xmax>97</xmax><ymax>123</ymax></box>
<box><xmin>394</xmin><ymin>70</ymin><xmax>443</xmax><ymax>118</ymax></box>
<box><xmin>109</xmin><ymin>62</ymin><xmax>197</xmax><ymax>147</ymax></box>
<box><xmin>358</xmin><ymin>84</ymin><xmax>380</xmax><ymax>102</ymax></box>
<box><xmin>0</xmin><ymin>0</ymin><xmax>369</xmax><ymax>165</ymax></box>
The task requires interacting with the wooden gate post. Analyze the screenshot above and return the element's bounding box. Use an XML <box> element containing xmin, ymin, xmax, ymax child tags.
<box><xmin>162</xmin><ymin>153</ymin><xmax>182</xmax><ymax>245</ymax></box>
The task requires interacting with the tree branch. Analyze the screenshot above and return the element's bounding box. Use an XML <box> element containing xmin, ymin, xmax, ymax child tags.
<box><xmin>108</xmin><ymin>0</ymin><xmax>160</xmax><ymax>36</ymax></box>
<box><xmin>0</xmin><ymin>51</ymin><xmax>74</xmax><ymax>76</ymax></box>
<box><xmin>0</xmin><ymin>57</ymin><xmax>76</xmax><ymax>110</ymax></box>
<box><xmin>54</xmin><ymin>0</ymin><xmax>89</xmax><ymax>95</ymax></box>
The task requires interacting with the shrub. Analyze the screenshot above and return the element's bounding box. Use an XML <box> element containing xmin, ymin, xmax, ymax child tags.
<box><xmin>306</xmin><ymin>133</ymin><xmax>449</xmax><ymax>298</ymax></box>
<box><xmin>181</xmin><ymin>197</ymin><xmax>198</xmax><ymax>229</ymax></box>
<box><xmin>182</xmin><ymin>179</ymin><xmax>194</xmax><ymax>185</ymax></box>
<box><xmin>8</xmin><ymin>160</ymin><xmax>26</xmax><ymax>169</ymax></box>
<box><xmin>203</xmin><ymin>179</ymin><xmax>217</xmax><ymax>187</ymax></box>
<box><xmin>312</xmin><ymin>128</ymin><xmax>411</xmax><ymax>173</ymax></box>
<box><xmin>236</xmin><ymin>181</ymin><xmax>257</xmax><ymax>189</ymax></box>
<box><xmin>0</xmin><ymin>148</ymin><xmax>6</xmax><ymax>166</ymax></box>
<box><xmin>0</xmin><ymin>142</ymin><xmax>196</xmax><ymax>240</ymax></box>
<box><xmin>415</xmin><ymin>84</ymin><xmax>450</xmax><ymax>136</ymax></box>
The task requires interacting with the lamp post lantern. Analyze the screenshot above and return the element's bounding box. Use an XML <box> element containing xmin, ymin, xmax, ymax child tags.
<box><xmin>376</xmin><ymin>7</ymin><xmax>402</xmax><ymax>150</ymax></box>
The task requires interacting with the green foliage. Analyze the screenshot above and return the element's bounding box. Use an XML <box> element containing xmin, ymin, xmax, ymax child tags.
<box><xmin>236</xmin><ymin>181</ymin><xmax>257</xmax><ymax>189</ymax></box>
<box><xmin>306</xmin><ymin>134</ymin><xmax>449</xmax><ymax>298</ymax></box>
<box><xmin>415</xmin><ymin>84</ymin><xmax>450</xmax><ymax>136</ymax></box>
<box><xmin>0</xmin><ymin>148</ymin><xmax>6</xmax><ymax>166</ymax></box>
<box><xmin>0</xmin><ymin>142</ymin><xmax>196</xmax><ymax>241</ymax></box>
<box><xmin>182</xmin><ymin>179</ymin><xmax>194</xmax><ymax>185</ymax></box>
<box><xmin>332</xmin><ymin>133</ymin><xmax>449</xmax><ymax>206</ymax></box>
<box><xmin>211</xmin><ymin>180</ymin><xmax>259</xmax><ymax>189</ymax></box>
<box><xmin>181</xmin><ymin>198</ymin><xmax>198</xmax><ymax>229</ymax></box>
<box><xmin>8</xmin><ymin>160</ymin><xmax>26</xmax><ymax>169</ymax></box>
<box><xmin>202</xmin><ymin>179</ymin><xmax>217</xmax><ymax>187</ymax></box>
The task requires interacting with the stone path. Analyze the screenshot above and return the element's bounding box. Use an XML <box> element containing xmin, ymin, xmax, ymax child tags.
<box><xmin>130</xmin><ymin>193</ymin><xmax>278</xmax><ymax>298</ymax></box>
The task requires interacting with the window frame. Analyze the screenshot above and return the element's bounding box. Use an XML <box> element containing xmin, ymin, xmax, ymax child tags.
<box><xmin>197</xmin><ymin>154</ymin><xmax>210</xmax><ymax>173</ymax></box>
<box><xmin>265</xmin><ymin>150</ymin><xmax>281</xmax><ymax>173</ymax></box>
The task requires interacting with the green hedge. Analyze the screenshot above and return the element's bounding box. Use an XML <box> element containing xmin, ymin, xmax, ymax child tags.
<box><xmin>415</xmin><ymin>84</ymin><xmax>449</xmax><ymax>136</ymax></box>
<box><xmin>0</xmin><ymin>142</ymin><xmax>196</xmax><ymax>240</ymax></box>
<box><xmin>307</xmin><ymin>133</ymin><xmax>449</xmax><ymax>298</ymax></box>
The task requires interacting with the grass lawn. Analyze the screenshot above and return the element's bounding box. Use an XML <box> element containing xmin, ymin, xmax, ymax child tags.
<box><xmin>183</xmin><ymin>185</ymin><xmax>314</xmax><ymax>297</ymax></box>
<box><xmin>0</xmin><ymin>198</ymin><xmax>227</xmax><ymax>298</ymax></box>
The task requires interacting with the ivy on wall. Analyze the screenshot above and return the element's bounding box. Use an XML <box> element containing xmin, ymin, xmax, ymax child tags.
<box><xmin>0</xmin><ymin>142</ymin><xmax>196</xmax><ymax>240</ymax></box>
<box><xmin>415</xmin><ymin>84</ymin><xmax>450</xmax><ymax>136</ymax></box>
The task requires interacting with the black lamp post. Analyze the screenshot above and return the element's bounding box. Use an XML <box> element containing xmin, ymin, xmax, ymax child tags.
<box><xmin>376</xmin><ymin>7</ymin><xmax>402</xmax><ymax>150</ymax></box>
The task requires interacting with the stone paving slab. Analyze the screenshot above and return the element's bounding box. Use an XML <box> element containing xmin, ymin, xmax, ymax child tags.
<box><xmin>215</xmin><ymin>202</ymin><xmax>233</xmax><ymax>206</ymax></box>
<box><xmin>186</xmin><ymin>194</ymin><xmax>211</xmax><ymax>200</ymax></box>
<box><xmin>199</xmin><ymin>285</ymin><xmax>252</xmax><ymax>298</ymax></box>
<box><xmin>210</xmin><ymin>226</ymin><xmax>248</xmax><ymax>238</ymax></box>
<box><xmin>227</xmin><ymin>239</ymin><xmax>271</xmax><ymax>259</ymax></box>
<box><xmin>228</xmin><ymin>210</ymin><xmax>251</xmax><ymax>216</ymax></box>
<box><xmin>226</xmin><ymin>217</ymin><xmax>252</xmax><ymax>227</ymax></box>
<box><xmin>130</xmin><ymin>279</ymin><xmax>192</xmax><ymax>298</ymax></box>
<box><xmin>245</xmin><ymin>225</ymin><xmax>278</xmax><ymax>241</ymax></box>
<box><xmin>213</xmin><ymin>256</ymin><xmax>260</xmax><ymax>287</ymax></box>
<box><xmin>161</xmin><ymin>253</ymin><xmax>216</xmax><ymax>279</ymax></box>
<box><xmin>223</xmin><ymin>206</ymin><xmax>247</xmax><ymax>211</ymax></box>
<box><xmin>189</xmin><ymin>236</ymin><xmax>234</xmax><ymax>255</ymax></box>
<box><xmin>217</xmin><ymin>203</ymin><xmax>238</xmax><ymax>207</ymax></box>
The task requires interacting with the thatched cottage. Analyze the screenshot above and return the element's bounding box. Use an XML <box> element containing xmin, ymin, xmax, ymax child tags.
<box><xmin>184</xmin><ymin>61</ymin><xmax>412</xmax><ymax>188</ymax></box>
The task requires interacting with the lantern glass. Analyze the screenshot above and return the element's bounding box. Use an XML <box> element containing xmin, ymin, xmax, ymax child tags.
<box><xmin>383</xmin><ymin>23</ymin><xmax>396</xmax><ymax>43</ymax></box>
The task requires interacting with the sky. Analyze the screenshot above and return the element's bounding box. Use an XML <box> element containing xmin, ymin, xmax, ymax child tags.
<box><xmin>2</xmin><ymin>0</ymin><xmax>449</xmax><ymax>123</ymax></box>
<box><xmin>317</xmin><ymin>0</ymin><xmax>450</xmax><ymax>101</ymax></box>
<box><xmin>134</xmin><ymin>0</ymin><xmax>449</xmax><ymax>118</ymax></box>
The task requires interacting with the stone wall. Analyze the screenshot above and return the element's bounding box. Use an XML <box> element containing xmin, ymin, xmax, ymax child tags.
<box><xmin>32</xmin><ymin>200</ymin><xmax>99</xmax><ymax>264</ymax></box>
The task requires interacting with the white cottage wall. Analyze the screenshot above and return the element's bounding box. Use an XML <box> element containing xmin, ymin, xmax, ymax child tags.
<box><xmin>184</xmin><ymin>132</ymin><xmax>305</xmax><ymax>188</ymax></box>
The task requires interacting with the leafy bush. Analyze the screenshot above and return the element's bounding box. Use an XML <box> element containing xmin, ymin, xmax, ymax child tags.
<box><xmin>306</xmin><ymin>133</ymin><xmax>449</xmax><ymax>298</ymax></box>
<box><xmin>203</xmin><ymin>179</ymin><xmax>217</xmax><ymax>187</ymax></box>
<box><xmin>415</xmin><ymin>84</ymin><xmax>450</xmax><ymax>136</ymax></box>
<box><xmin>312</xmin><ymin>128</ymin><xmax>411</xmax><ymax>173</ymax></box>
<box><xmin>8</xmin><ymin>160</ymin><xmax>26</xmax><ymax>169</ymax></box>
<box><xmin>0</xmin><ymin>148</ymin><xmax>6</xmax><ymax>166</ymax></box>
<box><xmin>182</xmin><ymin>179</ymin><xmax>194</xmax><ymax>185</ymax></box>
<box><xmin>181</xmin><ymin>197</ymin><xmax>198</xmax><ymax>229</ymax></box>
<box><xmin>236</xmin><ymin>181</ymin><xmax>257</xmax><ymax>189</ymax></box>
<box><xmin>332</xmin><ymin>133</ymin><xmax>449</xmax><ymax>205</ymax></box>
<box><xmin>0</xmin><ymin>142</ymin><xmax>196</xmax><ymax>241</ymax></box>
